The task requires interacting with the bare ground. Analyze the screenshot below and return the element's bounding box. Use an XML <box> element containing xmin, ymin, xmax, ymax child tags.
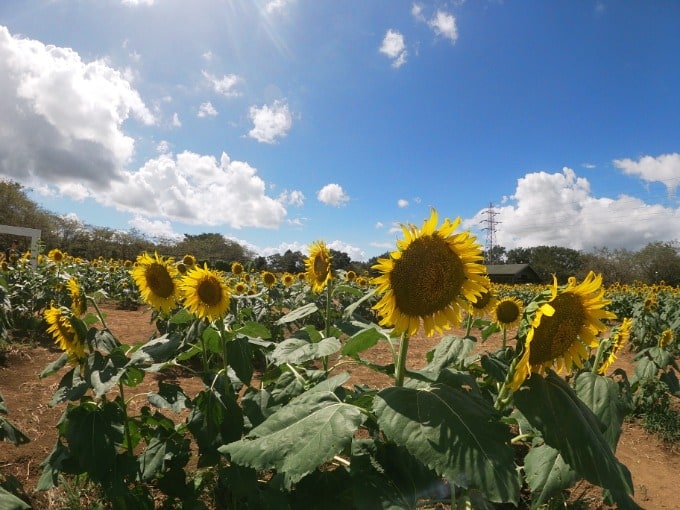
<box><xmin>0</xmin><ymin>305</ymin><xmax>678</xmax><ymax>509</ymax></box>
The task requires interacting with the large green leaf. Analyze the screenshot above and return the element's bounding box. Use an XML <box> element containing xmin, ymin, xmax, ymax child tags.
<box><xmin>271</xmin><ymin>336</ymin><xmax>341</xmax><ymax>364</ymax></box>
<box><xmin>147</xmin><ymin>382</ymin><xmax>191</xmax><ymax>413</ymax></box>
<box><xmin>373</xmin><ymin>384</ymin><xmax>519</xmax><ymax>504</ymax></box>
<box><xmin>0</xmin><ymin>418</ymin><xmax>29</xmax><ymax>445</ymax></box>
<box><xmin>228</xmin><ymin>336</ymin><xmax>254</xmax><ymax>385</ymax></box>
<box><xmin>49</xmin><ymin>366</ymin><xmax>89</xmax><ymax>406</ymax></box>
<box><xmin>514</xmin><ymin>372</ymin><xmax>640</xmax><ymax>509</ymax></box>
<box><xmin>275</xmin><ymin>302</ymin><xmax>319</xmax><ymax>325</ymax></box>
<box><xmin>350</xmin><ymin>438</ymin><xmax>442</xmax><ymax>510</ymax></box>
<box><xmin>220</xmin><ymin>389</ymin><xmax>364</xmax><ymax>489</ymax></box>
<box><xmin>574</xmin><ymin>372</ymin><xmax>625</xmax><ymax>449</ymax></box>
<box><xmin>523</xmin><ymin>443</ymin><xmax>576</xmax><ymax>508</ymax></box>
<box><xmin>341</xmin><ymin>327</ymin><xmax>383</xmax><ymax>358</ymax></box>
<box><xmin>0</xmin><ymin>487</ymin><xmax>31</xmax><ymax>510</ymax></box>
<box><xmin>425</xmin><ymin>335</ymin><xmax>476</xmax><ymax>372</ymax></box>
<box><xmin>128</xmin><ymin>333</ymin><xmax>182</xmax><ymax>366</ymax></box>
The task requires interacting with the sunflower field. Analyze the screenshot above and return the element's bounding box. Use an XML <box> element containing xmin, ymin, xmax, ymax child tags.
<box><xmin>1</xmin><ymin>210</ymin><xmax>679</xmax><ymax>509</ymax></box>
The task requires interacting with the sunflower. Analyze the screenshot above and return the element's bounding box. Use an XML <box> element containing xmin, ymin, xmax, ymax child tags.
<box><xmin>371</xmin><ymin>209</ymin><xmax>487</xmax><ymax>337</ymax></box>
<box><xmin>493</xmin><ymin>297</ymin><xmax>523</xmax><ymax>330</ymax></box>
<box><xmin>176</xmin><ymin>262</ymin><xmax>188</xmax><ymax>275</ymax></box>
<box><xmin>233</xmin><ymin>281</ymin><xmax>247</xmax><ymax>295</ymax></box>
<box><xmin>48</xmin><ymin>248</ymin><xmax>65</xmax><ymax>265</ymax></box>
<box><xmin>44</xmin><ymin>306</ymin><xmax>85</xmax><ymax>364</ymax></box>
<box><xmin>282</xmin><ymin>272</ymin><xmax>295</xmax><ymax>287</ymax></box>
<box><xmin>231</xmin><ymin>261</ymin><xmax>244</xmax><ymax>275</ymax></box>
<box><xmin>598</xmin><ymin>318</ymin><xmax>632</xmax><ymax>375</ymax></box>
<box><xmin>1</xmin><ymin>261</ymin><xmax>8</xmax><ymax>271</ymax></box>
<box><xmin>179</xmin><ymin>264</ymin><xmax>231</xmax><ymax>321</ymax></box>
<box><xmin>510</xmin><ymin>271</ymin><xmax>616</xmax><ymax>390</ymax></box>
<box><xmin>346</xmin><ymin>270</ymin><xmax>357</xmax><ymax>282</ymax></box>
<box><xmin>182</xmin><ymin>254</ymin><xmax>196</xmax><ymax>267</ymax></box>
<box><xmin>67</xmin><ymin>278</ymin><xmax>87</xmax><ymax>316</ymax></box>
<box><xmin>131</xmin><ymin>252</ymin><xmax>180</xmax><ymax>313</ymax></box>
<box><xmin>262</xmin><ymin>271</ymin><xmax>277</xmax><ymax>289</ymax></box>
<box><xmin>305</xmin><ymin>241</ymin><xmax>333</xmax><ymax>293</ymax></box>
<box><xmin>470</xmin><ymin>277</ymin><xmax>496</xmax><ymax>316</ymax></box>
<box><xmin>659</xmin><ymin>328</ymin><xmax>674</xmax><ymax>349</ymax></box>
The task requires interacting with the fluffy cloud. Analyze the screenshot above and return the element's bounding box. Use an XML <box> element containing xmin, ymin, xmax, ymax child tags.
<box><xmin>317</xmin><ymin>183</ymin><xmax>349</xmax><ymax>206</ymax></box>
<box><xmin>278</xmin><ymin>189</ymin><xmax>305</xmax><ymax>207</ymax></box>
<box><xmin>429</xmin><ymin>11</ymin><xmax>458</xmax><ymax>43</ymax></box>
<box><xmin>265</xmin><ymin>0</ymin><xmax>296</xmax><ymax>15</ymax></box>
<box><xmin>248</xmin><ymin>100</ymin><xmax>293</xmax><ymax>143</ymax></box>
<box><xmin>128</xmin><ymin>215</ymin><xmax>182</xmax><ymax>241</ymax></box>
<box><xmin>198</xmin><ymin>102</ymin><xmax>218</xmax><ymax>117</ymax></box>
<box><xmin>327</xmin><ymin>240</ymin><xmax>365</xmax><ymax>262</ymax></box>
<box><xmin>203</xmin><ymin>71</ymin><xmax>242</xmax><ymax>97</ymax></box>
<box><xmin>613</xmin><ymin>153</ymin><xmax>680</xmax><ymax>193</ymax></box>
<box><xmin>0</xmin><ymin>26</ymin><xmax>154</xmax><ymax>190</ymax></box>
<box><xmin>107</xmin><ymin>151</ymin><xmax>288</xmax><ymax>229</ymax></box>
<box><xmin>474</xmin><ymin>167</ymin><xmax>680</xmax><ymax>251</ymax></box>
<box><xmin>379</xmin><ymin>29</ymin><xmax>407</xmax><ymax>68</ymax></box>
<box><xmin>397</xmin><ymin>199</ymin><xmax>409</xmax><ymax>208</ymax></box>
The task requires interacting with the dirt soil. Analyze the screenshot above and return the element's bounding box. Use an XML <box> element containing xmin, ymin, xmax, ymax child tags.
<box><xmin>1</xmin><ymin>305</ymin><xmax>678</xmax><ymax>509</ymax></box>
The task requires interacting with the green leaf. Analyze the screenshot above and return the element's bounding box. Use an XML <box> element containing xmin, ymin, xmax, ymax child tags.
<box><xmin>514</xmin><ymin>372</ymin><xmax>640</xmax><ymax>509</ymax></box>
<box><xmin>91</xmin><ymin>329</ymin><xmax>120</xmax><ymax>354</ymax></box>
<box><xmin>39</xmin><ymin>352</ymin><xmax>69</xmax><ymax>379</ymax></box>
<box><xmin>49</xmin><ymin>366</ymin><xmax>89</xmax><ymax>406</ymax></box>
<box><xmin>0</xmin><ymin>418</ymin><xmax>30</xmax><ymax>445</ymax></box>
<box><xmin>228</xmin><ymin>336</ymin><xmax>254</xmax><ymax>385</ymax></box>
<box><xmin>63</xmin><ymin>401</ymin><xmax>125</xmax><ymax>482</ymax></box>
<box><xmin>237</xmin><ymin>321</ymin><xmax>272</xmax><ymax>339</ymax></box>
<box><xmin>220</xmin><ymin>390</ymin><xmax>365</xmax><ymax>489</ymax></box>
<box><xmin>631</xmin><ymin>357</ymin><xmax>658</xmax><ymax>386</ymax></box>
<box><xmin>0</xmin><ymin>487</ymin><xmax>31</xmax><ymax>510</ymax></box>
<box><xmin>341</xmin><ymin>327</ymin><xmax>383</xmax><ymax>358</ymax></box>
<box><xmin>0</xmin><ymin>391</ymin><xmax>6</xmax><ymax>414</ymax></box>
<box><xmin>373</xmin><ymin>384</ymin><xmax>519</xmax><ymax>504</ymax></box>
<box><xmin>187</xmin><ymin>387</ymin><xmax>244</xmax><ymax>467</ymax></box>
<box><xmin>291</xmin><ymin>467</ymin><xmax>354</xmax><ymax>510</ymax></box>
<box><xmin>574</xmin><ymin>372</ymin><xmax>625</xmax><ymax>449</ymax></box>
<box><xmin>138</xmin><ymin>437</ymin><xmax>167</xmax><ymax>481</ymax></box>
<box><xmin>170</xmin><ymin>308</ymin><xmax>194</xmax><ymax>324</ymax></box>
<box><xmin>343</xmin><ymin>287</ymin><xmax>377</xmax><ymax>319</ymax></box>
<box><xmin>425</xmin><ymin>335</ymin><xmax>476</xmax><ymax>372</ymax></box>
<box><xmin>147</xmin><ymin>382</ymin><xmax>191</xmax><ymax>412</ymax></box>
<box><xmin>275</xmin><ymin>302</ymin><xmax>319</xmax><ymax>325</ymax></box>
<box><xmin>523</xmin><ymin>444</ymin><xmax>576</xmax><ymax>508</ymax></box>
<box><xmin>350</xmin><ymin>438</ymin><xmax>442</xmax><ymax>510</ymax></box>
<box><xmin>128</xmin><ymin>333</ymin><xmax>182</xmax><ymax>365</ymax></box>
<box><xmin>270</xmin><ymin>336</ymin><xmax>341</xmax><ymax>364</ymax></box>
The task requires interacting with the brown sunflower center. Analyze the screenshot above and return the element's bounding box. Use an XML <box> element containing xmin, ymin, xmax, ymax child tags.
<box><xmin>496</xmin><ymin>300</ymin><xmax>520</xmax><ymax>324</ymax></box>
<box><xmin>146</xmin><ymin>263</ymin><xmax>175</xmax><ymax>299</ymax></box>
<box><xmin>529</xmin><ymin>292</ymin><xmax>585</xmax><ymax>365</ymax></box>
<box><xmin>390</xmin><ymin>234</ymin><xmax>465</xmax><ymax>317</ymax></box>
<box><xmin>313</xmin><ymin>254</ymin><xmax>330</xmax><ymax>283</ymax></box>
<box><xmin>197</xmin><ymin>277</ymin><xmax>223</xmax><ymax>306</ymax></box>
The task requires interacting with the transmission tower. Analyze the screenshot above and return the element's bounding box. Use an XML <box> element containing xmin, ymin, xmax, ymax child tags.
<box><xmin>480</xmin><ymin>202</ymin><xmax>501</xmax><ymax>264</ymax></box>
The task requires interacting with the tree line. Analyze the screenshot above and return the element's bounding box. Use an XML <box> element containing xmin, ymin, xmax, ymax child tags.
<box><xmin>2</xmin><ymin>179</ymin><xmax>679</xmax><ymax>284</ymax></box>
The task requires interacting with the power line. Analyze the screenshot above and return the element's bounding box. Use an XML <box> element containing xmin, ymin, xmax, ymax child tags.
<box><xmin>480</xmin><ymin>202</ymin><xmax>501</xmax><ymax>263</ymax></box>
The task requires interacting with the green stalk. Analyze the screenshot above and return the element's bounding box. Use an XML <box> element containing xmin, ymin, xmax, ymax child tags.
<box><xmin>322</xmin><ymin>280</ymin><xmax>333</xmax><ymax>372</ymax></box>
<box><xmin>394</xmin><ymin>333</ymin><xmax>410</xmax><ymax>387</ymax></box>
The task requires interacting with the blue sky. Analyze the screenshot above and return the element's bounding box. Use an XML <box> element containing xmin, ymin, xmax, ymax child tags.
<box><xmin>0</xmin><ymin>0</ymin><xmax>679</xmax><ymax>262</ymax></box>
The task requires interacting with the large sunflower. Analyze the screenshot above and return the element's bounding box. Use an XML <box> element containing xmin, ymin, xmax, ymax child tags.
<box><xmin>179</xmin><ymin>264</ymin><xmax>231</xmax><ymax>321</ymax></box>
<box><xmin>48</xmin><ymin>248</ymin><xmax>65</xmax><ymax>265</ymax></box>
<box><xmin>510</xmin><ymin>271</ymin><xmax>616</xmax><ymax>390</ymax></box>
<box><xmin>67</xmin><ymin>277</ymin><xmax>87</xmax><ymax>316</ymax></box>
<box><xmin>371</xmin><ymin>209</ymin><xmax>487</xmax><ymax>337</ymax></box>
<box><xmin>44</xmin><ymin>306</ymin><xmax>85</xmax><ymax>364</ymax></box>
<box><xmin>131</xmin><ymin>252</ymin><xmax>180</xmax><ymax>313</ymax></box>
<box><xmin>305</xmin><ymin>241</ymin><xmax>333</xmax><ymax>293</ymax></box>
<box><xmin>470</xmin><ymin>277</ymin><xmax>496</xmax><ymax>316</ymax></box>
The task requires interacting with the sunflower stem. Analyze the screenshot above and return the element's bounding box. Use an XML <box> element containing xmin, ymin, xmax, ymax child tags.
<box><xmin>501</xmin><ymin>326</ymin><xmax>507</xmax><ymax>350</ymax></box>
<box><xmin>322</xmin><ymin>279</ymin><xmax>333</xmax><ymax>372</ymax></box>
<box><xmin>394</xmin><ymin>333</ymin><xmax>410</xmax><ymax>387</ymax></box>
<box><xmin>464</xmin><ymin>313</ymin><xmax>474</xmax><ymax>337</ymax></box>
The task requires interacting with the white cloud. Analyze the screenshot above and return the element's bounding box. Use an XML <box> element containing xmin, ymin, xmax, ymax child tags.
<box><xmin>317</xmin><ymin>183</ymin><xmax>349</xmax><ymax>206</ymax></box>
<box><xmin>379</xmin><ymin>29</ymin><xmax>407</xmax><ymax>68</ymax></box>
<box><xmin>429</xmin><ymin>10</ymin><xmax>458</xmax><ymax>43</ymax></box>
<box><xmin>128</xmin><ymin>216</ymin><xmax>182</xmax><ymax>241</ymax></box>
<box><xmin>265</xmin><ymin>0</ymin><xmax>296</xmax><ymax>15</ymax></box>
<box><xmin>327</xmin><ymin>240</ymin><xmax>365</xmax><ymax>262</ymax></box>
<box><xmin>121</xmin><ymin>0</ymin><xmax>155</xmax><ymax>5</ymax></box>
<box><xmin>107</xmin><ymin>151</ymin><xmax>288</xmax><ymax>229</ymax></box>
<box><xmin>248</xmin><ymin>100</ymin><xmax>293</xmax><ymax>143</ymax></box>
<box><xmin>198</xmin><ymin>101</ymin><xmax>218</xmax><ymax>118</ymax></box>
<box><xmin>582</xmin><ymin>163</ymin><xmax>596</xmax><ymax>169</ymax></box>
<box><xmin>613</xmin><ymin>153</ymin><xmax>680</xmax><ymax>193</ymax></box>
<box><xmin>278</xmin><ymin>189</ymin><xmax>305</xmax><ymax>206</ymax></box>
<box><xmin>375</xmin><ymin>221</ymin><xmax>384</xmax><ymax>229</ymax></box>
<box><xmin>259</xmin><ymin>240</ymin><xmax>307</xmax><ymax>258</ymax></box>
<box><xmin>203</xmin><ymin>71</ymin><xmax>242</xmax><ymax>97</ymax></box>
<box><xmin>0</xmin><ymin>26</ymin><xmax>154</xmax><ymax>190</ymax></box>
<box><xmin>397</xmin><ymin>199</ymin><xmax>409</xmax><ymax>208</ymax></box>
<box><xmin>411</xmin><ymin>3</ymin><xmax>426</xmax><ymax>22</ymax></box>
<box><xmin>476</xmin><ymin>167</ymin><xmax>680</xmax><ymax>251</ymax></box>
<box><xmin>171</xmin><ymin>112</ymin><xmax>182</xmax><ymax>127</ymax></box>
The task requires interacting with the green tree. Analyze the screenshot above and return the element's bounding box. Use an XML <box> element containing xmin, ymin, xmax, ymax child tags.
<box><xmin>633</xmin><ymin>241</ymin><xmax>680</xmax><ymax>286</ymax></box>
<box><xmin>506</xmin><ymin>245</ymin><xmax>583</xmax><ymax>283</ymax></box>
<box><xmin>329</xmin><ymin>249</ymin><xmax>352</xmax><ymax>271</ymax></box>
